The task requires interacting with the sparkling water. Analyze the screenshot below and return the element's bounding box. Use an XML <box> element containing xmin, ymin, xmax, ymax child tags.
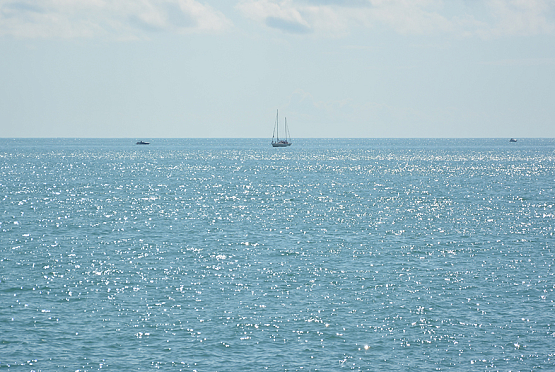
<box><xmin>1</xmin><ymin>138</ymin><xmax>554</xmax><ymax>371</ymax></box>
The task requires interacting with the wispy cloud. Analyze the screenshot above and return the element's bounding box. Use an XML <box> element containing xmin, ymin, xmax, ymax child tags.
<box><xmin>236</xmin><ymin>0</ymin><xmax>555</xmax><ymax>38</ymax></box>
<box><xmin>480</xmin><ymin>57</ymin><xmax>555</xmax><ymax>66</ymax></box>
<box><xmin>479</xmin><ymin>0</ymin><xmax>555</xmax><ymax>37</ymax></box>
<box><xmin>237</xmin><ymin>0</ymin><xmax>314</xmax><ymax>34</ymax></box>
<box><xmin>2</xmin><ymin>0</ymin><xmax>554</xmax><ymax>39</ymax></box>
<box><xmin>265</xmin><ymin>16</ymin><xmax>311</xmax><ymax>33</ymax></box>
<box><xmin>0</xmin><ymin>0</ymin><xmax>232</xmax><ymax>39</ymax></box>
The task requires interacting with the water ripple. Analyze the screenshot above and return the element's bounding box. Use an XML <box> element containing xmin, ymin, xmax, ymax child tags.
<box><xmin>1</xmin><ymin>138</ymin><xmax>554</xmax><ymax>370</ymax></box>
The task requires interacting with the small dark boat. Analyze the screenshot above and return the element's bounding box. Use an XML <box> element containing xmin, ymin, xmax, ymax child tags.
<box><xmin>509</xmin><ymin>138</ymin><xmax>517</xmax><ymax>143</ymax></box>
<box><xmin>136</xmin><ymin>141</ymin><xmax>150</xmax><ymax>145</ymax></box>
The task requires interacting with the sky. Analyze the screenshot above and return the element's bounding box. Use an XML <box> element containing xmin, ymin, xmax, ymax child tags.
<box><xmin>1</xmin><ymin>0</ymin><xmax>555</xmax><ymax>138</ymax></box>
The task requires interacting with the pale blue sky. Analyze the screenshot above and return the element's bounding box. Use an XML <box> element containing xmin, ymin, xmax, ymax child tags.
<box><xmin>1</xmin><ymin>0</ymin><xmax>554</xmax><ymax>138</ymax></box>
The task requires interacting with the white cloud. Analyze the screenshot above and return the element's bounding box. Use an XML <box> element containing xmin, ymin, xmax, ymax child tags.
<box><xmin>479</xmin><ymin>0</ymin><xmax>555</xmax><ymax>37</ymax></box>
<box><xmin>237</xmin><ymin>0</ymin><xmax>313</xmax><ymax>34</ymax></box>
<box><xmin>3</xmin><ymin>0</ymin><xmax>554</xmax><ymax>39</ymax></box>
<box><xmin>0</xmin><ymin>0</ymin><xmax>232</xmax><ymax>38</ymax></box>
<box><xmin>236</xmin><ymin>0</ymin><xmax>555</xmax><ymax>37</ymax></box>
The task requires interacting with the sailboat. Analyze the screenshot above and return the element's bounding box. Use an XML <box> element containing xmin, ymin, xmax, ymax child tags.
<box><xmin>271</xmin><ymin>109</ymin><xmax>292</xmax><ymax>147</ymax></box>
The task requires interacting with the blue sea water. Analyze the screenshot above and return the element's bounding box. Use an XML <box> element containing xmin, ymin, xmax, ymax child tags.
<box><xmin>1</xmin><ymin>138</ymin><xmax>554</xmax><ymax>371</ymax></box>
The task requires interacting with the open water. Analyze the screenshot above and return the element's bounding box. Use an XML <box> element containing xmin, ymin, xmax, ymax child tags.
<box><xmin>1</xmin><ymin>138</ymin><xmax>554</xmax><ymax>371</ymax></box>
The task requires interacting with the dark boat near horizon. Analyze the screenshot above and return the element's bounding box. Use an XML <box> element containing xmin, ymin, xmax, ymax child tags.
<box><xmin>509</xmin><ymin>138</ymin><xmax>517</xmax><ymax>143</ymax></box>
<box><xmin>136</xmin><ymin>141</ymin><xmax>150</xmax><ymax>145</ymax></box>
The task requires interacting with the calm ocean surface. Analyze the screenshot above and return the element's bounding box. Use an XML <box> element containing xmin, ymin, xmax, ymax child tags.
<box><xmin>1</xmin><ymin>138</ymin><xmax>554</xmax><ymax>371</ymax></box>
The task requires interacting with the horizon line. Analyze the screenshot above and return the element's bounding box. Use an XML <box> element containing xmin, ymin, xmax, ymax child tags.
<box><xmin>0</xmin><ymin>137</ymin><xmax>547</xmax><ymax>140</ymax></box>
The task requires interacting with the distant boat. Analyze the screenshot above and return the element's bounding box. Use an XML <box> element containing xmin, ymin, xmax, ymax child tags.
<box><xmin>509</xmin><ymin>138</ymin><xmax>517</xmax><ymax>143</ymax></box>
<box><xmin>271</xmin><ymin>110</ymin><xmax>292</xmax><ymax>147</ymax></box>
<box><xmin>136</xmin><ymin>141</ymin><xmax>150</xmax><ymax>145</ymax></box>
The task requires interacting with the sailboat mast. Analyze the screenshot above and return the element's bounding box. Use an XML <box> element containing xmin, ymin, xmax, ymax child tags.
<box><xmin>272</xmin><ymin>110</ymin><xmax>278</xmax><ymax>142</ymax></box>
<box><xmin>276</xmin><ymin>109</ymin><xmax>279</xmax><ymax>141</ymax></box>
<box><xmin>285</xmin><ymin>118</ymin><xmax>291</xmax><ymax>142</ymax></box>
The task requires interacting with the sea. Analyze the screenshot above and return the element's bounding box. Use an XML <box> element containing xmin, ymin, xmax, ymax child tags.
<box><xmin>1</xmin><ymin>138</ymin><xmax>554</xmax><ymax>371</ymax></box>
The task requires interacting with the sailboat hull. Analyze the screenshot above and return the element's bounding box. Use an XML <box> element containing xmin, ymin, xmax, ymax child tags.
<box><xmin>272</xmin><ymin>142</ymin><xmax>291</xmax><ymax>147</ymax></box>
